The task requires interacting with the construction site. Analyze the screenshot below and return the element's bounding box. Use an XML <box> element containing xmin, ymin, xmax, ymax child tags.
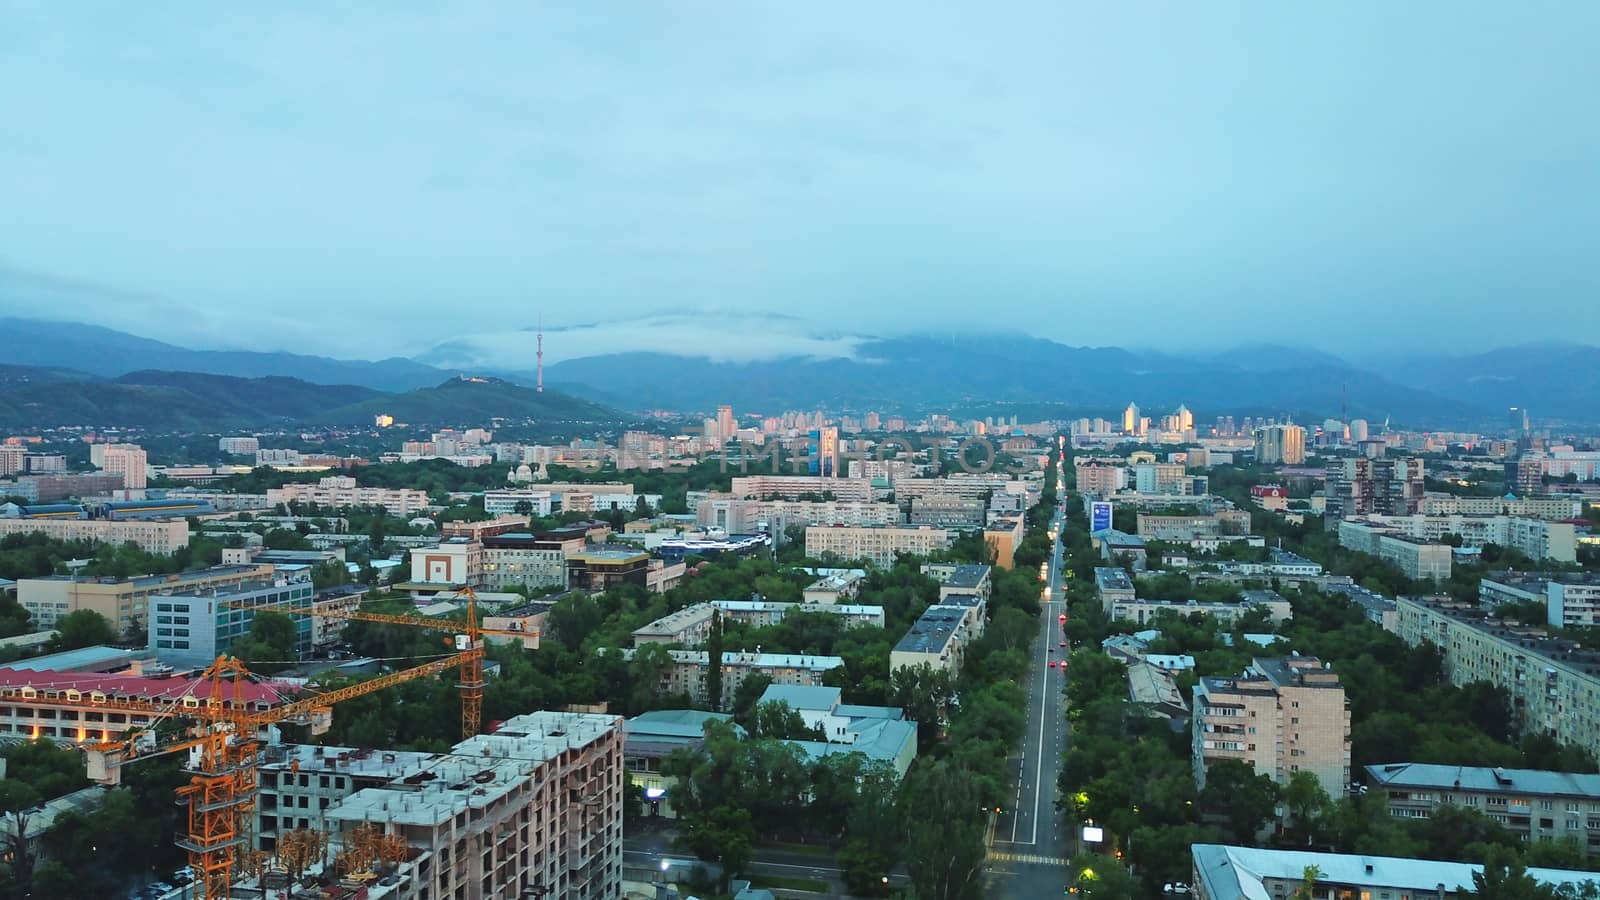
<box><xmin>0</xmin><ymin>589</ymin><xmax>625</xmax><ymax>900</ymax></box>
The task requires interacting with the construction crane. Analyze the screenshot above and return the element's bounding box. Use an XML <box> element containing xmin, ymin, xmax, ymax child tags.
<box><xmin>226</xmin><ymin>585</ymin><xmax>541</xmax><ymax>737</ymax></box>
<box><xmin>2</xmin><ymin>588</ymin><xmax>539</xmax><ymax>899</ymax></box>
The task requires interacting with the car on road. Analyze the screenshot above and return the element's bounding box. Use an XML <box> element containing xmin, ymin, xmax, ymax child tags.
<box><xmin>1059</xmin><ymin>641</ymin><xmax>1067</xmax><ymax>647</ymax></box>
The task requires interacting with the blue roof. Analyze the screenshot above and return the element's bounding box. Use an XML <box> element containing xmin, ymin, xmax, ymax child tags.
<box><xmin>788</xmin><ymin>718</ymin><xmax>916</xmax><ymax>769</ymax></box>
<box><xmin>1</xmin><ymin>645</ymin><xmax>133</xmax><ymax>672</ymax></box>
<box><xmin>625</xmin><ymin>709</ymin><xmax>735</xmax><ymax>740</ymax></box>
<box><xmin>759</xmin><ymin>684</ymin><xmax>840</xmax><ymax>711</ymax></box>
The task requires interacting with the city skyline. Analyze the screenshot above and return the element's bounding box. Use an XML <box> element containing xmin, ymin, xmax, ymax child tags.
<box><xmin>3</xmin><ymin>3</ymin><xmax>1599</xmax><ymax>363</ymax></box>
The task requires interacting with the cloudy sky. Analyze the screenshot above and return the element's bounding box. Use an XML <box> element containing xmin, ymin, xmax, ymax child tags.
<box><xmin>2</xmin><ymin>2</ymin><xmax>1597</xmax><ymax>367</ymax></box>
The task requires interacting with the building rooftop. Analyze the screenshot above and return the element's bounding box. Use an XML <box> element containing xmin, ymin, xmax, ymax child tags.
<box><xmin>0</xmin><ymin>644</ymin><xmax>138</xmax><ymax>673</ymax></box>
<box><xmin>633</xmin><ymin>603</ymin><xmax>718</xmax><ymax>637</ymax></box>
<box><xmin>1192</xmin><ymin>844</ymin><xmax>1600</xmax><ymax>899</ymax></box>
<box><xmin>758</xmin><ymin>684</ymin><xmax>841</xmax><ymax>712</ymax></box>
<box><xmin>623</xmin><ymin>649</ymin><xmax>846</xmax><ymax>672</ymax></box>
<box><xmin>1100</xmin><ymin>529</ymin><xmax>1145</xmax><ymax>548</ymax></box>
<box><xmin>1094</xmin><ymin>567</ymin><xmax>1134</xmax><ymax>591</ymax></box>
<box><xmin>894</xmin><ymin>607</ymin><xmax>965</xmax><ymax>655</ymax></box>
<box><xmin>1367</xmin><ymin>763</ymin><xmax>1600</xmax><ymax>800</ymax></box>
<box><xmin>934</xmin><ymin>593</ymin><xmax>984</xmax><ymax>610</ymax></box>
<box><xmin>1323</xmin><ymin>582</ymin><xmax>1397</xmax><ymax>615</ymax></box>
<box><xmin>0</xmin><ymin>786</ymin><xmax>106</xmax><ymax>842</ymax></box>
<box><xmin>0</xmin><ymin>667</ymin><xmax>292</xmax><ymax>705</ymax></box>
<box><xmin>21</xmin><ymin>564</ymin><xmax>268</xmax><ymax>589</ymax></box>
<box><xmin>1239</xmin><ymin>589</ymin><xmax>1289</xmax><ymax>606</ymax></box>
<box><xmin>568</xmin><ymin>548</ymin><xmax>650</xmax><ymax>563</ymax></box>
<box><xmin>1401</xmin><ymin>596</ymin><xmax>1600</xmax><ymax>674</ymax></box>
<box><xmin>1127</xmin><ymin>662</ymin><xmax>1185</xmax><ymax>710</ymax></box>
<box><xmin>261</xmin><ymin>744</ymin><xmax>439</xmax><ymax>780</ymax></box>
<box><xmin>936</xmin><ymin>564</ymin><xmax>992</xmax><ymax>589</ymax></box>
<box><xmin>787</xmin><ymin>717</ymin><xmax>916</xmax><ymax>771</ymax></box>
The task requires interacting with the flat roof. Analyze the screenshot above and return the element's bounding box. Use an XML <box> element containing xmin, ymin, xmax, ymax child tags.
<box><xmin>1094</xmin><ymin>567</ymin><xmax>1134</xmax><ymax>590</ymax></box>
<box><xmin>759</xmin><ymin>684</ymin><xmax>840</xmax><ymax>712</ymax></box>
<box><xmin>1193</xmin><ymin>844</ymin><xmax>1600</xmax><ymax>899</ymax></box>
<box><xmin>262</xmin><ymin>744</ymin><xmax>439</xmax><ymax>780</ymax></box>
<box><xmin>0</xmin><ymin>645</ymin><xmax>136</xmax><ymax>672</ymax></box>
<box><xmin>633</xmin><ymin>602</ymin><xmax>717</xmax><ymax>635</ymax></box>
<box><xmin>937</xmin><ymin>564</ymin><xmax>992</xmax><ymax>588</ymax></box>
<box><xmin>894</xmin><ymin>607</ymin><xmax>964</xmax><ymax>655</ymax></box>
<box><xmin>1367</xmin><ymin>762</ymin><xmax>1600</xmax><ymax>800</ymax></box>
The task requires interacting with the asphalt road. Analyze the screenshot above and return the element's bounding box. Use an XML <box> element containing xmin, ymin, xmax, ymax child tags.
<box><xmin>987</xmin><ymin>488</ymin><xmax>1075</xmax><ymax>899</ymax></box>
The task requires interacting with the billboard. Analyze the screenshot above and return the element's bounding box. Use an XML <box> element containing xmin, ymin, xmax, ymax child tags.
<box><xmin>1090</xmin><ymin>501</ymin><xmax>1113</xmax><ymax>534</ymax></box>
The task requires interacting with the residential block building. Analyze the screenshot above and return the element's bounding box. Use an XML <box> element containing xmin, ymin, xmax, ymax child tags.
<box><xmin>1192</xmin><ymin>656</ymin><xmax>1351</xmax><ymax>800</ymax></box>
<box><xmin>695</xmin><ymin>496</ymin><xmax>902</xmax><ymax>533</ymax></box>
<box><xmin>267</xmin><ymin>476</ymin><xmax>429</xmax><ymax>516</ymax></box>
<box><xmin>1135</xmin><ymin>508</ymin><xmax>1251</xmax><ymax>541</ymax></box>
<box><xmin>728</xmin><ymin>476</ymin><xmax>874</xmax><ymax>502</ymax></box>
<box><xmin>711</xmin><ymin>599</ymin><xmax>884</xmax><ymax>630</ymax></box>
<box><xmin>626</xmin><ymin>649</ymin><xmax>843</xmax><ymax>709</ymax></box>
<box><xmin>1395</xmin><ymin>596</ymin><xmax>1600</xmax><ymax>760</ymax></box>
<box><xmin>1324</xmin><ymin>457</ymin><xmax>1425</xmax><ymax>522</ymax></box>
<box><xmin>1367</xmin><ymin>762</ymin><xmax>1600</xmax><ymax>856</ymax></box>
<box><xmin>804</xmin><ymin>525</ymin><xmax>953</xmax><ymax>567</ymax></box>
<box><xmin>256</xmin><ymin>744</ymin><xmax>439</xmax><ymax>850</ymax></box>
<box><xmin>1253</xmin><ymin>425</ymin><xmax>1306</xmax><ymax>465</ymax></box>
<box><xmin>1191</xmin><ymin>844</ymin><xmax>1599</xmax><ymax>900</ymax></box>
<box><xmin>1549</xmin><ymin>575</ymin><xmax>1600</xmax><ymax>628</ymax></box>
<box><xmin>1110</xmin><ymin>591</ymin><xmax>1292</xmax><ymax>628</ymax></box>
<box><xmin>0</xmin><ymin>516</ymin><xmax>190</xmax><ymax>554</ymax></box>
<box><xmin>1335</xmin><ymin>519</ymin><xmax>1454</xmax><ymax>581</ymax></box>
<box><xmin>1094</xmin><ymin>567</ymin><xmax>1137</xmax><ymax>616</ymax></box>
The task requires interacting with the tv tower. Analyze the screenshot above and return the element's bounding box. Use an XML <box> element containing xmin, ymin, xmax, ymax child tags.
<box><xmin>536</xmin><ymin>315</ymin><xmax>544</xmax><ymax>393</ymax></box>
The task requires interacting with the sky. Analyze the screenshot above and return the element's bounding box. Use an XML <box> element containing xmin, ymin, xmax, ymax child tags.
<box><xmin>2</xmin><ymin>2</ymin><xmax>1598</xmax><ymax>367</ymax></box>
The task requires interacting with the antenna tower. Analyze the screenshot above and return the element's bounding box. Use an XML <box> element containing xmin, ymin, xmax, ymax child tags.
<box><xmin>536</xmin><ymin>315</ymin><xmax>544</xmax><ymax>393</ymax></box>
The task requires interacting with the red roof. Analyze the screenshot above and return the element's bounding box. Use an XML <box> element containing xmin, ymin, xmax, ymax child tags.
<box><xmin>0</xmin><ymin>667</ymin><xmax>292</xmax><ymax>705</ymax></box>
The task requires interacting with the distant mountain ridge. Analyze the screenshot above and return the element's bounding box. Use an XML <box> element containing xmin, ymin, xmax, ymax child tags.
<box><xmin>2</xmin><ymin>319</ymin><xmax>1596</xmax><ymax>426</ymax></box>
<box><xmin>0</xmin><ymin>369</ymin><xmax>627</xmax><ymax>429</ymax></box>
<box><xmin>0</xmin><ymin>317</ymin><xmax>448</xmax><ymax>392</ymax></box>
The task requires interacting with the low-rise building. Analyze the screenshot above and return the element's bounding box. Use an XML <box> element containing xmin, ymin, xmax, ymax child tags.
<box><xmin>1367</xmin><ymin>762</ymin><xmax>1600</xmax><ymax>855</ymax></box>
<box><xmin>908</xmin><ymin>496</ymin><xmax>985</xmax><ymax>528</ymax></box>
<box><xmin>148</xmin><ymin>570</ymin><xmax>315</xmax><ymax>669</ymax></box>
<box><xmin>921</xmin><ymin>563</ymin><xmax>994</xmax><ymax>604</ymax></box>
<box><xmin>0</xmin><ymin>516</ymin><xmax>189</xmax><ymax>554</ymax></box>
<box><xmin>480</xmin><ymin>600</ymin><xmax>555</xmax><ymax>647</ymax></box>
<box><xmin>1111</xmin><ymin>592</ymin><xmax>1292</xmax><ymax>628</ymax></box>
<box><xmin>1094</xmin><ymin>567</ymin><xmax>1137</xmax><ymax>616</ymax></box>
<box><xmin>711</xmin><ymin>599</ymin><xmax>885</xmax><ymax>630</ymax></box>
<box><xmin>480</xmin><ymin>532</ymin><xmax>569</xmax><ymax>591</ymax></box>
<box><xmin>983</xmin><ymin>515</ymin><xmax>1025</xmax><ymax>569</ymax></box>
<box><xmin>758</xmin><ymin>684</ymin><xmax>919</xmax><ymax>782</ymax></box>
<box><xmin>566</xmin><ymin>548</ymin><xmax>651</xmax><ymax>591</ymax></box>
<box><xmin>17</xmin><ymin>563</ymin><xmax>276</xmax><ymax>634</ymax></box>
<box><xmin>890</xmin><ymin>606</ymin><xmax>970</xmax><ymax>674</ymax></box>
<box><xmin>1192</xmin><ymin>656</ymin><xmax>1351</xmax><ymax>800</ymax></box>
<box><xmin>1321</xmin><ymin>583</ymin><xmax>1398</xmax><ymax>631</ymax></box>
<box><xmin>802</xmin><ymin>568</ymin><xmax>867</xmax><ymax>604</ymax></box>
<box><xmin>1136</xmin><ymin>509</ymin><xmax>1251</xmax><ymax>541</ymax></box>
<box><xmin>408</xmin><ymin>538</ymin><xmax>485</xmax><ymax>588</ymax></box>
<box><xmin>267</xmin><ymin>476</ymin><xmax>429</xmax><ymax>516</ymax></box>
<box><xmin>1127</xmin><ymin>661</ymin><xmax>1189</xmax><ymax>722</ymax></box>
<box><xmin>1098</xmin><ymin>530</ymin><xmax>1148</xmax><ymax>571</ymax></box>
<box><xmin>0</xmin><ymin>667</ymin><xmax>287</xmax><ymax>743</ymax></box>
<box><xmin>623</xmin><ymin>709</ymin><xmax>738</xmax><ymax>819</ymax></box>
<box><xmin>624</xmin><ymin>649</ymin><xmax>844</xmax><ymax>709</ymax></box>
<box><xmin>1191</xmin><ymin>844</ymin><xmax>1600</xmax><ymax>900</ymax></box>
<box><xmin>632</xmin><ymin>604</ymin><xmax>719</xmax><ymax>646</ymax></box>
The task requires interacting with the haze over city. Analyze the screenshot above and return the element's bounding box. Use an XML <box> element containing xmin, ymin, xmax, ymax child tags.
<box><xmin>3</xmin><ymin>2</ymin><xmax>1599</xmax><ymax>366</ymax></box>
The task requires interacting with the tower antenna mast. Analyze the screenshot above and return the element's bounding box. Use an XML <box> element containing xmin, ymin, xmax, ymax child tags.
<box><xmin>536</xmin><ymin>315</ymin><xmax>544</xmax><ymax>393</ymax></box>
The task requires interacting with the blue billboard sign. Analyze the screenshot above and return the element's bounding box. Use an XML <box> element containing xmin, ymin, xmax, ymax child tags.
<box><xmin>1090</xmin><ymin>501</ymin><xmax>1113</xmax><ymax>533</ymax></box>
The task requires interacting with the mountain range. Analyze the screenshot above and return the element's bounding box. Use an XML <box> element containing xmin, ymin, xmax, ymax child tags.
<box><xmin>0</xmin><ymin>318</ymin><xmax>1594</xmax><ymax>428</ymax></box>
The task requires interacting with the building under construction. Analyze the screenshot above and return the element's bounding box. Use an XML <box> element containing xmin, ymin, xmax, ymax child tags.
<box><xmin>318</xmin><ymin>710</ymin><xmax>624</xmax><ymax>900</ymax></box>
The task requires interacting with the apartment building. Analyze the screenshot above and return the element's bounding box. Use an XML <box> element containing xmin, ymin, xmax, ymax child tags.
<box><xmin>17</xmin><ymin>563</ymin><xmax>276</xmax><ymax>633</ymax></box>
<box><xmin>695</xmin><ymin>496</ymin><xmax>901</xmax><ymax>532</ymax></box>
<box><xmin>1253</xmin><ymin>424</ymin><xmax>1306</xmax><ymax>465</ymax></box>
<box><xmin>711</xmin><ymin>598</ymin><xmax>885</xmax><ymax>630</ymax></box>
<box><xmin>1111</xmin><ymin>591</ymin><xmax>1292</xmax><ymax>628</ymax></box>
<box><xmin>96</xmin><ymin>444</ymin><xmax>147</xmax><ymax>490</ymax></box>
<box><xmin>1074</xmin><ymin>459</ymin><xmax>1126</xmax><ymax>499</ymax></box>
<box><xmin>922</xmin><ymin>563</ymin><xmax>994</xmax><ymax>604</ymax></box>
<box><xmin>267</xmin><ymin>476</ymin><xmax>430</xmax><ymax>516</ymax></box>
<box><xmin>1133</xmin><ymin>462</ymin><xmax>1190</xmax><ymax>494</ymax></box>
<box><xmin>323</xmin><ymin>711</ymin><xmax>623</xmax><ymax>900</ymax></box>
<box><xmin>1336</xmin><ymin>520</ymin><xmax>1454</xmax><ymax>581</ymax></box>
<box><xmin>1321</xmin><ymin>583</ymin><xmax>1398</xmax><ymax>631</ymax></box>
<box><xmin>1094</xmin><ymin>567</ymin><xmax>1137</xmax><ymax>616</ymax></box>
<box><xmin>1367</xmin><ymin>762</ymin><xmax>1600</xmax><ymax>856</ymax></box>
<box><xmin>1549</xmin><ymin>575</ymin><xmax>1600</xmax><ymax>628</ymax></box>
<box><xmin>627</xmin><ymin>649</ymin><xmax>844</xmax><ymax>709</ymax></box>
<box><xmin>148</xmin><ymin>570</ymin><xmax>315</xmax><ymax>668</ymax></box>
<box><xmin>256</xmin><ymin>744</ymin><xmax>439</xmax><ymax>850</ymax></box>
<box><xmin>482</xmin><ymin>489</ymin><xmax>556</xmax><ymax>517</ymax></box>
<box><xmin>983</xmin><ymin>515</ymin><xmax>1026</xmax><ymax>570</ymax></box>
<box><xmin>631</xmin><ymin>604</ymin><xmax>719</xmax><ymax>646</ymax></box>
<box><xmin>1394</xmin><ymin>596</ymin><xmax>1600</xmax><ymax>760</ymax></box>
<box><xmin>893</xmin><ymin>474</ymin><xmax>1026</xmax><ymax>502</ymax></box>
<box><xmin>1191</xmin><ymin>844</ymin><xmax>1599</xmax><ymax>900</ymax></box>
<box><xmin>728</xmin><ymin>475</ymin><xmax>874</xmax><ymax>502</ymax></box>
<box><xmin>1341</xmin><ymin>513</ymin><xmax>1577</xmax><ymax>563</ymax></box>
<box><xmin>1420</xmin><ymin>494</ymin><xmax>1583</xmax><ymax>520</ymax></box>
<box><xmin>804</xmin><ymin>525</ymin><xmax>953</xmax><ymax>567</ymax></box>
<box><xmin>1192</xmin><ymin>656</ymin><xmax>1351</xmax><ymax>799</ymax></box>
<box><xmin>0</xmin><ymin>516</ymin><xmax>189</xmax><ymax>554</ymax></box>
<box><xmin>1135</xmin><ymin>508</ymin><xmax>1251</xmax><ymax>541</ymax></box>
<box><xmin>1324</xmin><ymin>457</ymin><xmax>1425</xmax><ymax>522</ymax></box>
<box><xmin>4</xmin><ymin>473</ymin><xmax>125</xmax><ymax>503</ymax></box>
<box><xmin>908</xmin><ymin>496</ymin><xmax>986</xmax><ymax>528</ymax></box>
<box><xmin>802</xmin><ymin>568</ymin><xmax>867</xmax><ymax>604</ymax></box>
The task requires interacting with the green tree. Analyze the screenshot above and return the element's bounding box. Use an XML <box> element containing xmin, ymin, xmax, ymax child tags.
<box><xmin>902</xmin><ymin>760</ymin><xmax>986</xmax><ymax>900</ymax></box>
<box><xmin>750</xmin><ymin>700</ymin><xmax>822</xmax><ymax>740</ymax></box>
<box><xmin>1070</xmin><ymin>850</ymin><xmax>1137</xmax><ymax>899</ymax></box>
<box><xmin>50</xmin><ymin>608</ymin><xmax>116</xmax><ymax>650</ymax></box>
<box><xmin>1282</xmin><ymin>771</ymin><xmax>1333</xmax><ymax>846</ymax></box>
<box><xmin>683</xmin><ymin>804</ymin><xmax>754</xmax><ymax>891</ymax></box>
<box><xmin>1290</xmin><ymin>865</ymin><xmax>1324</xmax><ymax>900</ymax></box>
<box><xmin>1200</xmin><ymin>759</ymin><xmax>1280</xmax><ymax>842</ymax></box>
<box><xmin>0</xmin><ymin>779</ymin><xmax>41</xmax><ymax>886</ymax></box>
<box><xmin>706</xmin><ymin>608</ymin><xmax>725</xmax><ymax>712</ymax></box>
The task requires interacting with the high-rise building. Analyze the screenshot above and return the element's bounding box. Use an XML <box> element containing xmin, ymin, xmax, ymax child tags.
<box><xmin>809</xmin><ymin>426</ymin><xmax>840</xmax><ymax>477</ymax></box>
<box><xmin>1122</xmin><ymin>403</ymin><xmax>1140</xmax><ymax>434</ymax></box>
<box><xmin>1192</xmin><ymin>656</ymin><xmax>1350</xmax><ymax>800</ymax></box>
<box><xmin>0</xmin><ymin>446</ymin><xmax>23</xmax><ymax>477</ymax></box>
<box><xmin>1253</xmin><ymin>425</ymin><xmax>1306</xmax><ymax>465</ymax></box>
<box><xmin>97</xmin><ymin>444</ymin><xmax>148</xmax><ymax>490</ymax></box>
<box><xmin>1176</xmin><ymin>404</ymin><xmax>1194</xmax><ymax>433</ymax></box>
<box><xmin>1324</xmin><ymin>457</ymin><xmax>1425</xmax><ymax>522</ymax></box>
<box><xmin>717</xmin><ymin>404</ymin><xmax>735</xmax><ymax>445</ymax></box>
<box><xmin>1510</xmin><ymin>406</ymin><xmax>1530</xmax><ymax>435</ymax></box>
<box><xmin>1348</xmin><ymin>418</ymin><xmax>1369</xmax><ymax>442</ymax></box>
